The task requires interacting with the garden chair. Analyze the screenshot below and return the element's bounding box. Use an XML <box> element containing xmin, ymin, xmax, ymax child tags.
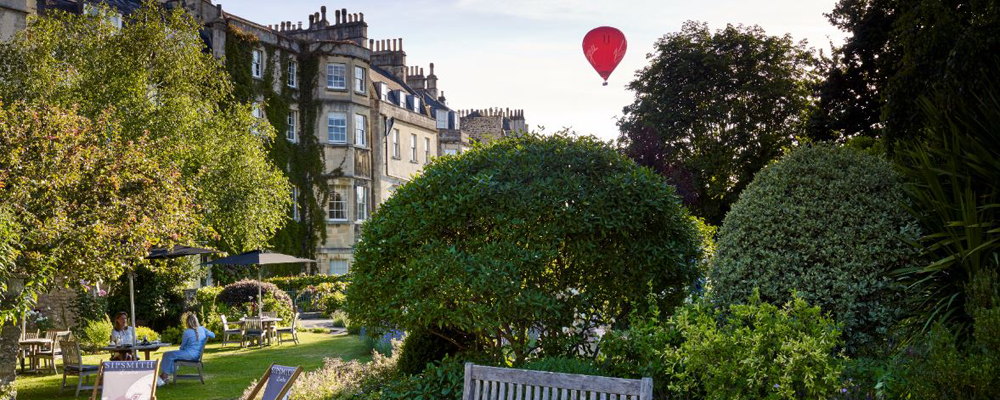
<box><xmin>244</xmin><ymin>364</ymin><xmax>303</xmax><ymax>400</ymax></box>
<box><xmin>243</xmin><ymin>316</ymin><xmax>267</xmax><ymax>348</ymax></box>
<box><xmin>91</xmin><ymin>360</ymin><xmax>159</xmax><ymax>400</ymax></box>
<box><xmin>36</xmin><ymin>330</ymin><xmax>70</xmax><ymax>374</ymax></box>
<box><xmin>19</xmin><ymin>329</ymin><xmax>40</xmax><ymax>372</ymax></box>
<box><xmin>60</xmin><ymin>340</ymin><xmax>100</xmax><ymax>397</ymax></box>
<box><xmin>276</xmin><ymin>312</ymin><xmax>300</xmax><ymax>345</ymax></box>
<box><xmin>220</xmin><ymin>314</ymin><xmax>244</xmax><ymax>347</ymax></box>
<box><xmin>262</xmin><ymin>311</ymin><xmax>279</xmax><ymax>341</ymax></box>
<box><xmin>172</xmin><ymin>340</ymin><xmax>207</xmax><ymax>384</ymax></box>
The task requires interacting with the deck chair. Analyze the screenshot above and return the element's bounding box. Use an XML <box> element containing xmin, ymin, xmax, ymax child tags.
<box><xmin>220</xmin><ymin>314</ymin><xmax>244</xmax><ymax>347</ymax></box>
<box><xmin>172</xmin><ymin>340</ymin><xmax>207</xmax><ymax>384</ymax></box>
<box><xmin>60</xmin><ymin>340</ymin><xmax>100</xmax><ymax>397</ymax></box>
<box><xmin>276</xmin><ymin>313</ymin><xmax>299</xmax><ymax>345</ymax></box>
<box><xmin>90</xmin><ymin>360</ymin><xmax>160</xmax><ymax>400</ymax></box>
<box><xmin>243</xmin><ymin>317</ymin><xmax>266</xmax><ymax>348</ymax></box>
<box><xmin>244</xmin><ymin>364</ymin><xmax>303</xmax><ymax>400</ymax></box>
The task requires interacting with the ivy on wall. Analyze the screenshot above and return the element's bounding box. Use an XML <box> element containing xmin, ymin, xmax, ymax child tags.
<box><xmin>224</xmin><ymin>25</ymin><xmax>327</xmax><ymax>277</ymax></box>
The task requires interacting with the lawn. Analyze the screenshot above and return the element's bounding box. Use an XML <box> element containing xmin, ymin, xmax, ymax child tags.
<box><xmin>15</xmin><ymin>332</ymin><xmax>372</xmax><ymax>400</ymax></box>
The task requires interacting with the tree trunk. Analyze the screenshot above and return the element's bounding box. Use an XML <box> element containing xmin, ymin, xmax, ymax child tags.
<box><xmin>0</xmin><ymin>277</ymin><xmax>24</xmax><ymax>388</ymax></box>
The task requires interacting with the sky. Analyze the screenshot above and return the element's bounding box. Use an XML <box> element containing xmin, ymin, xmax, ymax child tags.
<box><xmin>223</xmin><ymin>0</ymin><xmax>848</xmax><ymax>142</ymax></box>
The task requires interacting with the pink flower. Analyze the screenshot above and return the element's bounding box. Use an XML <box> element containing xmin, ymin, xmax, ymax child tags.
<box><xmin>97</xmin><ymin>289</ymin><xmax>107</xmax><ymax>297</ymax></box>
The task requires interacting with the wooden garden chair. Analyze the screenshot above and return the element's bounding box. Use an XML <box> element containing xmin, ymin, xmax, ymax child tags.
<box><xmin>244</xmin><ymin>364</ymin><xmax>303</xmax><ymax>400</ymax></box>
<box><xmin>36</xmin><ymin>330</ymin><xmax>71</xmax><ymax>374</ymax></box>
<box><xmin>172</xmin><ymin>340</ymin><xmax>207</xmax><ymax>384</ymax></box>
<box><xmin>243</xmin><ymin>316</ymin><xmax>266</xmax><ymax>348</ymax></box>
<box><xmin>91</xmin><ymin>360</ymin><xmax>160</xmax><ymax>400</ymax></box>
<box><xmin>19</xmin><ymin>329</ymin><xmax>40</xmax><ymax>372</ymax></box>
<box><xmin>220</xmin><ymin>314</ymin><xmax>244</xmax><ymax>347</ymax></box>
<box><xmin>276</xmin><ymin>312</ymin><xmax>300</xmax><ymax>345</ymax></box>
<box><xmin>60</xmin><ymin>340</ymin><xmax>100</xmax><ymax>397</ymax></box>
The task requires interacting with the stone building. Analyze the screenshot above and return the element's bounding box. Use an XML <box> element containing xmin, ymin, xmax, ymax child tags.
<box><xmin>0</xmin><ymin>0</ymin><xmax>34</xmax><ymax>41</ymax></box>
<box><xmin>458</xmin><ymin>108</ymin><xmax>529</xmax><ymax>145</ymax></box>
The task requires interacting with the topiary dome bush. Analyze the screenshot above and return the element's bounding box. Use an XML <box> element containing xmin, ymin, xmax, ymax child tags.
<box><xmin>708</xmin><ymin>144</ymin><xmax>920</xmax><ymax>353</ymax></box>
<box><xmin>217</xmin><ymin>279</ymin><xmax>293</xmax><ymax>312</ymax></box>
<box><xmin>346</xmin><ymin>133</ymin><xmax>702</xmax><ymax>362</ymax></box>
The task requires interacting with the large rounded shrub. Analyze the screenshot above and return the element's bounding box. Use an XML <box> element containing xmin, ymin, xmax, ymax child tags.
<box><xmin>708</xmin><ymin>144</ymin><xmax>920</xmax><ymax>353</ymax></box>
<box><xmin>218</xmin><ymin>279</ymin><xmax>293</xmax><ymax>317</ymax></box>
<box><xmin>346</xmin><ymin>133</ymin><xmax>702</xmax><ymax>362</ymax></box>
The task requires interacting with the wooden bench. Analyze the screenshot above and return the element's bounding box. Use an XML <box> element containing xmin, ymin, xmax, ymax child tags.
<box><xmin>462</xmin><ymin>363</ymin><xmax>653</xmax><ymax>400</ymax></box>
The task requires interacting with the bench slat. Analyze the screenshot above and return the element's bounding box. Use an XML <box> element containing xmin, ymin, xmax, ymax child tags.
<box><xmin>470</xmin><ymin>366</ymin><xmax>642</xmax><ymax>396</ymax></box>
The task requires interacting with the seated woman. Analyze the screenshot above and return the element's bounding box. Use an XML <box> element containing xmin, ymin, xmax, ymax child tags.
<box><xmin>157</xmin><ymin>313</ymin><xmax>214</xmax><ymax>386</ymax></box>
<box><xmin>109</xmin><ymin>311</ymin><xmax>136</xmax><ymax>361</ymax></box>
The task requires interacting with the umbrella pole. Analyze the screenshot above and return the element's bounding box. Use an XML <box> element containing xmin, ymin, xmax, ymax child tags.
<box><xmin>130</xmin><ymin>271</ymin><xmax>136</xmax><ymax>328</ymax></box>
<box><xmin>258</xmin><ymin>268</ymin><xmax>262</xmax><ymax>318</ymax></box>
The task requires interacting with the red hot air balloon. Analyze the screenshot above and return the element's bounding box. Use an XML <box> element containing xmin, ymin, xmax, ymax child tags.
<box><xmin>582</xmin><ymin>26</ymin><xmax>627</xmax><ymax>86</ymax></box>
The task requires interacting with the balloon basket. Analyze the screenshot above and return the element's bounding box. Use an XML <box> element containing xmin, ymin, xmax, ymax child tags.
<box><xmin>602</xmin><ymin>82</ymin><xmax>608</xmax><ymax>86</ymax></box>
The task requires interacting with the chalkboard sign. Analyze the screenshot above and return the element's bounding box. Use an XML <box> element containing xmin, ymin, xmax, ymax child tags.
<box><xmin>245</xmin><ymin>364</ymin><xmax>302</xmax><ymax>400</ymax></box>
<box><xmin>92</xmin><ymin>360</ymin><xmax>159</xmax><ymax>400</ymax></box>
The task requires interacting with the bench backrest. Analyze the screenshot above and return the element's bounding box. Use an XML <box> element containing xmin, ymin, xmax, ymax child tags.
<box><xmin>462</xmin><ymin>363</ymin><xmax>652</xmax><ymax>400</ymax></box>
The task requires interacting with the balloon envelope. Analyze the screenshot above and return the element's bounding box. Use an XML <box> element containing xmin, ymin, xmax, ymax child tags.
<box><xmin>582</xmin><ymin>26</ymin><xmax>627</xmax><ymax>84</ymax></box>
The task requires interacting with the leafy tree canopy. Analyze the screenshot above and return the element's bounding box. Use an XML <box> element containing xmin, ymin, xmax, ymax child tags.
<box><xmin>346</xmin><ymin>133</ymin><xmax>702</xmax><ymax>363</ymax></box>
<box><xmin>618</xmin><ymin>21</ymin><xmax>818</xmax><ymax>225</ymax></box>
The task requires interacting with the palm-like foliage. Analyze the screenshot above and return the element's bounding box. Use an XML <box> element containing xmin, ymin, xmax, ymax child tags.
<box><xmin>894</xmin><ymin>83</ymin><xmax>1000</xmax><ymax>344</ymax></box>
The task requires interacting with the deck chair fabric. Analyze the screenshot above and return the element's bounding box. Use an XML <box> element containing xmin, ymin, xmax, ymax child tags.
<box><xmin>244</xmin><ymin>364</ymin><xmax>303</xmax><ymax>400</ymax></box>
<box><xmin>91</xmin><ymin>360</ymin><xmax>160</xmax><ymax>400</ymax></box>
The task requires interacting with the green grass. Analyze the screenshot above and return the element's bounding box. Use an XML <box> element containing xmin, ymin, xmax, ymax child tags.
<box><xmin>15</xmin><ymin>332</ymin><xmax>371</xmax><ymax>400</ymax></box>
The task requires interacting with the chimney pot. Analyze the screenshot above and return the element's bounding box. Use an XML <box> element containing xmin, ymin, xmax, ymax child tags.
<box><xmin>368</xmin><ymin>39</ymin><xmax>373</xmax><ymax>49</ymax></box>
<box><xmin>392</xmin><ymin>39</ymin><xmax>397</xmax><ymax>51</ymax></box>
<box><xmin>359</xmin><ymin>12</ymin><xmax>364</xmax><ymax>22</ymax></box>
<box><xmin>430</xmin><ymin>63</ymin><xmax>435</xmax><ymax>75</ymax></box>
<box><xmin>335</xmin><ymin>9</ymin><xmax>340</xmax><ymax>24</ymax></box>
<box><xmin>342</xmin><ymin>9</ymin><xmax>347</xmax><ymax>22</ymax></box>
<box><xmin>321</xmin><ymin>6</ymin><xmax>327</xmax><ymax>22</ymax></box>
<box><xmin>298</xmin><ymin>21</ymin><xmax>302</xmax><ymax>29</ymax></box>
<box><xmin>420</xmin><ymin>67</ymin><xmax>424</xmax><ymax>76</ymax></box>
<box><xmin>399</xmin><ymin>38</ymin><xmax>404</xmax><ymax>50</ymax></box>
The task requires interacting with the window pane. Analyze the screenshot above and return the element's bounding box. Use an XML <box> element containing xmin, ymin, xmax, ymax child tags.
<box><xmin>410</xmin><ymin>134</ymin><xmax>417</xmax><ymax>161</ymax></box>
<box><xmin>393</xmin><ymin>129</ymin><xmax>400</xmax><ymax>158</ymax></box>
<box><xmin>355</xmin><ymin>114</ymin><xmax>367</xmax><ymax>147</ymax></box>
<box><xmin>287</xmin><ymin>111</ymin><xmax>296</xmax><ymax>141</ymax></box>
<box><xmin>354</xmin><ymin>66</ymin><xmax>365</xmax><ymax>92</ymax></box>
<box><xmin>328</xmin><ymin>113</ymin><xmax>346</xmax><ymax>143</ymax></box>
<box><xmin>425</xmin><ymin>137</ymin><xmax>430</xmax><ymax>163</ymax></box>
<box><xmin>328</xmin><ymin>185</ymin><xmax>348</xmax><ymax>220</ymax></box>
<box><xmin>356</xmin><ymin>186</ymin><xmax>367</xmax><ymax>221</ymax></box>
<box><xmin>328</xmin><ymin>64</ymin><xmax>346</xmax><ymax>89</ymax></box>
<box><xmin>328</xmin><ymin>259</ymin><xmax>349</xmax><ymax>275</ymax></box>
<box><xmin>288</xmin><ymin>61</ymin><xmax>297</xmax><ymax>87</ymax></box>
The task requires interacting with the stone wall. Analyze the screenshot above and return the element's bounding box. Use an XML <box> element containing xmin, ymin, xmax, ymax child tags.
<box><xmin>461</xmin><ymin>115</ymin><xmax>503</xmax><ymax>143</ymax></box>
<box><xmin>0</xmin><ymin>0</ymin><xmax>33</xmax><ymax>42</ymax></box>
<box><xmin>33</xmin><ymin>280</ymin><xmax>81</xmax><ymax>330</ymax></box>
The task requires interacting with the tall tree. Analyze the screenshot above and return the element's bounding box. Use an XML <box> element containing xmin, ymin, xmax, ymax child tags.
<box><xmin>618</xmin><ymin>21</ymin><xmax>817</xmax><ymax>225</ymax></box>
<box><xmin>0</xmin><ymin>2</ymin><xmax>289</xmax><ymax>385</ymax></box>
<box><xmin>809</xmin><ymin>0</ymin><xmax>1000</xmax><ymax>147</ymax></box>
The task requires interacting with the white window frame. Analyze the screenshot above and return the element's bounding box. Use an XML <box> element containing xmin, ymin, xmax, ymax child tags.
<box><xmin>287</xmin><ymin>110</ymin><xmax>297</xmax><ymax>142</ymax></box>
<box><xmin>444</xmin><ymin>148</ymin><xmax>458</xmax><ymax>156</ymax></box>
<box><xmin>410</xmin><ymin>133</ymin><xmax>417</xmax><ymax>162</ymax></box>
<box><xmin>413</xmin><ymin>97</ymin><xmax>421</xmax><ymax>113</ymax></box>
<box><xmin>287</xmin><ymin>60</ymin><xmax>297</xmax><ymax>88</ymax></box>
<box><xmin>355</xmin><ymin>114</ymin><xmax>367</xmax><ymax>147</ymax></box>
<box><xmin>251</xmin><ymin>103</ymin><xmax>263</xmax><ymax>135</ymax></box>
<box><xmin>356</xmin><ymin>185</ymin><xmax>368</xmax><ymax>221</ymax></box>
<box><xmin>424</xmin><ymin>137</ymin><xmax>431</xmax><ymax>164</ymax></box>
<box><xmin>328</xmin><ymin>112</ymin><xmax>347</xmax><ymax>143</ymax></box>
<box><xmin>328</xmin><ymin>259</ymin><xmax>349</xmax><ymax>276</ymax></box>
<box><xmin>354</xmin><ymin>66</ymin><xmax>366</xmax><ymax>93</ymax></box>
<box><xmin>327</xmin><ymin>63</ymin><xmax>346</xmax><ymax>89</ymax></box>
<box><xmin>327</xmin><ymin>185</ymin><xmax>349</xmax><ymax>221</ymax></box>
<box><xmin>392</xmin><ymin>129</ymin><xmax>400</xmax><ymax>159</ymax></box>
<box><xmin>252</xmin><ymin>49</ymin><xmax>263</xmax><ymax>79</ymax></box>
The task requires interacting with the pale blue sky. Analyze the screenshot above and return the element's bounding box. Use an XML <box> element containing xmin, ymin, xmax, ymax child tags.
<box><xmin>223</xmin><ymin>0</ymin><xmax>845</xmax><ymax>141</ymax></box>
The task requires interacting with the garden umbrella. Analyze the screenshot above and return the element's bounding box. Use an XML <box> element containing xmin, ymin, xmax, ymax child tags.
<box><xmin>125</xmin><ymin>245</ymin><xmax>217</xmax><ymax>329</ymax></box>
<box><xmin>202</xmin><ymin>250</ymin><xmax>315</xmax><ymax>317</ymax></box>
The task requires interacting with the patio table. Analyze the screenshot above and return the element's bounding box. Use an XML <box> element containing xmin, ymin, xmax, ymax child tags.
<box><xmin>18</xmin><ymin>338</ymin><xmax>52</xmax><ymax>373</ymax></box>
<box><xmin>237</xmin><ymin>317</ymin><xmax>283</xmax><ymax>345</ymax></box>
<box><xmin>98</xmin><ymin>342</ymin><xmax>172</xmax><ymax>360</ymax></box>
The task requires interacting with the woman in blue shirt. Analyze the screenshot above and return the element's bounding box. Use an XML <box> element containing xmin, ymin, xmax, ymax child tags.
<box><xmin>158</xmin><ymin>313</ymin><xmax>214</xmax><ymax>386</ymax></box>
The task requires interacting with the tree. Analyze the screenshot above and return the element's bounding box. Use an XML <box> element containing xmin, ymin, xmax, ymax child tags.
<box><xmin>618</xmin><ymin>21</ymin><xmax>817</xmax><ymax>226</ymax></box>
<box><xmin>809</xmin><ymin>0</ymin><xmax>1000</xmax><ymax>147</ymax></box>
<box><xmin>346</xmin><ymin>134</ymin><xmax>702</xmax><ymax>363</ymax></box>
<box><xmin>0</xmin><ymin>103</ymin><xmax>196</xmax><ymax>384</ymax></box>
<box><xmin>0</xmin><ymin>2</ymin><xmax>289</xmax><ymax>384</ymax></box>
<box><xmin>708</xmin><ymin>145</ymin><xmax>921</xmax><ymax>354</ymax></box>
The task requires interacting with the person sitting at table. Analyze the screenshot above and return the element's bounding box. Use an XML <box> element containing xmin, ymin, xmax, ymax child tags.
<box><xmin>157</xmin><ymin>313</ymin><xmax>214</xmax><ymax>386</ymax></box>
<box><xmin>109</xmin><ymin>311</ymin><xmax>136</xmax><ymax>361</ymax></box>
